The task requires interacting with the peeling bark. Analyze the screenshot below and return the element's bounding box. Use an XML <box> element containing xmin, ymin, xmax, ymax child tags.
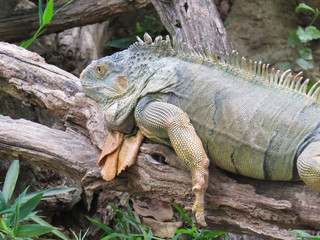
<box><xmin>1</xmin><ymin>43</ymin><xmax>320</xmax><ymax>239</ymax></box>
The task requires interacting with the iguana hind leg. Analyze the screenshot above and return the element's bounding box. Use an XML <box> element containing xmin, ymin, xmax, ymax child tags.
<box><xmin>135</xmin><ymin>99</ymin><xmax>210</xmax><ymax>226</ymax></box>
<box><xmin>297</xmin><ymin>141</ymin><xmax>320</xmax><ymax>191</ymax></box>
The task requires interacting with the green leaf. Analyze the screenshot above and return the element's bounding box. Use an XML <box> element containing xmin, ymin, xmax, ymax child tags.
<box><xmin>20</xmin><ymin>38</ymin><xmax>37</xmax><ymax>49</ymax></box>
<box><xmin>175</xmin><ymin>229</ymin><xmax>194</xmax><ymax>235</ymax></box>
<box><xmin>70</xmin><ymin>228</ymin><xmax>89</xmax><ymax>240</ymax></box>
<box><xmin>200</xmin><ymin>230</ymin><xmax>227</xmax><ymax>238</ymax></box>
<box><xmin>0</xmin><ymin>207</ymin><xmax>14</xmax><ymax>215</ymax></box>
<box><xmin>31</xmin><ymin>215</ymin><xmax>69</xmax><ymax>240</ymax></box>
<box><xmin>296</xmin><ymin>58</ymin><xmax>314</xmax><ymax>70</ymax></box>
<box><xmin>52</xmin><ymin>0</ymin><xmax>74</xmax><ymax>17</ymax></box>
<box><xmin>86</xmin><ymin>216</ymin><xmax>115</xmax><ymax>235</ymax></box>
<box><xmin>305</xmin><ymin>26</ymin><xmax>320</xmax><ymax>40</ymax></box>
<box><xmin>297</xmin><ymin>26</ymin><xmax>320</xmax><ymax>43</ymax></box>
<box><xmin>122</xmin><ymin>214</ymin><xmax>143</xmax><ymax>233</ymax></box>
<box><xmin>12</xmin><ymin>187</ymin><xmax>29</xmax><ymax>211</ymax></box>
<box><xmin>38</xmin><ymin>0</ymin><xmax>44</xmax><ymax>26</ymax></box>
<box><xmin>0</xmin><ymin>190</ymin><xmax>6</xmax><ymax>211</ymax></box>
<box><xmin>3</xmin><ymin>160</ymin><xmax>19</xmax><ymax>205</ymax></box>
<box><xmin>20</xmin><ymin>26</ymin><xmax>47</xmax><ymax>48</ymax></box>
<box><xmin>0</xmin><ymin>218</ymin><xmax>13</xmax><ymax>236</ymax></box>
<box><xmin>107</xmin><ymin>38</ymin><xmax>136</xmax><ymax>49</ymax></box>
<box><xmin>12</xmin><ymin>196</ymin><xmax>20</xmax><ymax>234</ymax></box>
<box><xmin>22</xmin><ymin>187</ymin><xmax>75</xmax><ymax>203</ymax></box>
<box><xmin>18</xmin><ymin>193</ymin><xmax>43</xmax><ymax>221</ymax></box>
<box><xmin>8</xmin><ymin>187</ymin><xmax>29</xmax><ymax>226</ymax></box>
<box><xmin>173</xmin><ymin>205</ymin><xmax>193</xmax><ymax>226</ymax></box>
<box><xmin>287</xmin><ymin>31</ymin><xmax>301</xmax><ymax>48</ymax></box>
<box><xmin>292</xmin><ymin>230</ymin><xmax>320</xmax><ymax>239</ymax></box>
<box><xmin>15</xmin><ymin>224</ymin><xmax>56</xmax><ymax>237</ymax></box>
<box><xmin>136</xmin><ymin>22</ymin><xmax>143</xmax><ymax>33</ymax></box>
<box><xmin>101</xmin><ymin>233</ymin><xmax>134</xmax><ymax>240</ymax></box>
<box><xmin>299</xmin><ymin>47</ymin><xmax>313</xmax><ymax>60</ymax></box>
<box><xmin>43</xmin><ymin>0</ymin><xmax>54</xmax><ymax>25</ymax></box>
<box><xmin>295</xmin><ymin>3</ymin><xmax>316</xmax><ymax>14</ymax></box>
<box><xmin>279</xmin><ymin>62</ymin><xmax>295</xmax><ymax>72</ymax></box>
<box><xmin>172</xmin><ymin>233</ymin><xmax>182</xmax><ymax>240</ymax></box>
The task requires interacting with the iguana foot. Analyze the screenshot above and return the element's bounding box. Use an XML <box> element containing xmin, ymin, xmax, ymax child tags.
<box><xmin>118</xmin><ymin>130</ymin><xmax>144</xmax><ymax>175</ymax></box>
<box><xmin>101</xmin><ymin>146</ymin><xmax>121</xmax><ymax>181</ymax></box>
<box><xmin>192</xmin><ymin>189</ymin><xmax>207</xmax><ymax>226</ymax></box>
<box><xmin>98</xmin><ymin>131</ymin><xmax>124</xmax><ymax>167</ymax></box>
<box><xmin>191</xmin><ymin>159</ymin><xmax>209</xmax><ymax>226</ymax></box>
<box><xmin>99</xmin><ymin>130</ymin><xmax>144</xmax><ymax>181</ymax></box>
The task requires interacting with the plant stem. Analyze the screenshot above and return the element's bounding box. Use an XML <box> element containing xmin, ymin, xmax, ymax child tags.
<box><xmin>309</xmin><ymin>11</ymin><xmax>319</xmax><ymax>26</ymax></box>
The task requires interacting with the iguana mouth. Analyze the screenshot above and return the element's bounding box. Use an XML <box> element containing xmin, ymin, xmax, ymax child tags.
<box><xmin>81</xmin><ymin>80</ymin><xmax>123</xmax><ymax>95</ymax></box>
<box><xmin>81</xmin><ymin>82</ymin><xmax>105</xmax><ymax>89</ymax></box>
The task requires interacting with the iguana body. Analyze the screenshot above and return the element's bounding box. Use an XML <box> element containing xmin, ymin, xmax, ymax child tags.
<box><xmin>80</xmin><ymin>33</ymin><xmax>320</xmax><ymax>225</ymax></box>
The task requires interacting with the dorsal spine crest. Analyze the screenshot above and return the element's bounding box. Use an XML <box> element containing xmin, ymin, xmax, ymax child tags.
<box><xmin>133</xmin><ymin>33</ymin><xmax>317</xmax><ymax>102</ymax></box>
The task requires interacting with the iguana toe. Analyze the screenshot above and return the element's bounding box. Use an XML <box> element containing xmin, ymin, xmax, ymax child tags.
<box><xmin>98</xmin><ymin>131</ymin><xmax>124</xmax><ymax>167</ymax></box>
<box><xmin>99</xmin><ymin>130</ymin><xmax>144</xmax><ymax>181</ymax></box>
<box><xmin>192</xmin><ymin>194</ymin><xmax>207</xmax><ymax>227</ymax></box>
<box><xmin>117</xmin><ymin>130</ymin><xmax>144</xmax><ymax>175</ymax></box>
<box><xmin>101</xmin><ymin>147</ymin><xmax>121</xmax><ymax>181</ymax></box>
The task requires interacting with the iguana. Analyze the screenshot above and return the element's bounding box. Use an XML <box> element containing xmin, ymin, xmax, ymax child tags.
<box><xmin>80</xmin><ymin>33</ymin><xmax>320</xmax><ymax>226</ymax></box>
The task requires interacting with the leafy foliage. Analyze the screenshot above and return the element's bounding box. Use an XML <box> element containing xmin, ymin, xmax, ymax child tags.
<box><xmin>21</xmin><ymin>0</ymin><xmax>74</xmax><ymax>49</ymax></box>
<box><xmin>0</xmin><ymin>160</ymin><xmax>76</xmax><ymax>239</ymax></box>
<box><xmin>87</xmin><ymin>203</ymin><xmax>226</xmax><ymax>240</ymax></box>
<box><xmin>70</xmin><ymin>228</ymin><xmax>90</xmax><ymax>240</ymax></box>
<box><xmin>292</xmin><ymin>230</ymin><xmax>320</xmax><ymax>240</ymax></box>
<box><xmin>172</xmin><ymin>205</ymin><xmax>226</xmax><ymax>240</ymax></box>
<box><xmin>87</xmin><ymin>204</ymin><xmax>162</xmax><ymax>240</ymax></box>
<box><xmin>285</xmin><ymin>3</ymin><xmax>320</xmax><ymax>70</ymax></box>
<box><xmin>107</xmin><ymin>16</ymin><xmax>165</xmax><ymax>49</ymax></box>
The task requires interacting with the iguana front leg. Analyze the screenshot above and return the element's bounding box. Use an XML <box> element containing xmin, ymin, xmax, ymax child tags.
<box><xmin>135</xmin><ymin>98</ymin><xmax>210</xmax><ymax>226</ymax></box>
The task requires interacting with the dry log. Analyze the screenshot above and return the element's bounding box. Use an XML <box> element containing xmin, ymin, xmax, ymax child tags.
<box><xmin>0</xmin><ymin>0</ymin><xmax>150</xmax><ymax>42</ymax></box>
<box><xmin>1</xmin><ymin>41</ymin><xmax>320</xmax><ymax>239</ymax></box>
<box><xmin>151</xmin><ymin>0</ymin><xmax>232</xmax><ymax>55</ymax></box>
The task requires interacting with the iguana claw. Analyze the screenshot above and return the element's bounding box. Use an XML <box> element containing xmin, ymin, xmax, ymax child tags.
<box><xmin>192</xmin><ymin>189</ymin><xmax>207</xmax><ymax>226</ymax></box>
<box><xmin>191</xmin><ymin>167</ymin><xmax>209</xmax><ymax>226</ymax></box>
<box><xmin>99</xmin><ymin>130</ymin><xmax>144</xmax><ymax>181</ymax></box>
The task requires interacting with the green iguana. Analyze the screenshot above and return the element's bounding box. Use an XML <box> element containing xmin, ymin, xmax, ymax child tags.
<box><xmin>80</xmin><ymin>33</ymin><xmax>320</xmax><ymax>226</ymax></box>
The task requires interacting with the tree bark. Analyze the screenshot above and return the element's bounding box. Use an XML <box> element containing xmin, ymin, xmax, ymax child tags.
<box><xmin>151</xmin><ymin>0</ymin><xmax>232</xmax><ymax>56</ymax></box>
<box><xmin>1</xmin><ymin>39</ymin><xmax>320</xmax><ymax>240</ymax></box>
<box><xmin>0</xmin><ymin>0</ymin><xmax>150</xmax><ymax>42</ymax></box>
<box><xmin>1</xmin><ymin>0</ymin><xmax>320</xmax><ymax>239</ymax></box>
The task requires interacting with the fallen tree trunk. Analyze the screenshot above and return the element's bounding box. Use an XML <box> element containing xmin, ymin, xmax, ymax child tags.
<box><xmin>1</xmin><ymin>41</ymin><xmax>320</xmax><ymax>240</ymax></box>
<box><xmin>0</xmin><ymin>0</ymin><xmax>150</xmax><ymax>42</ymax></box>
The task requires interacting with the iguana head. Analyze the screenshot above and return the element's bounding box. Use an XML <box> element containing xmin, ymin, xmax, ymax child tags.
<box><xmin>80</xmin><ymin>52</ymin><xmax>128</xmax><ymax>102</ymax></box>
<box><xmin>80</xmin><ymin>50</ymin><xmax>136</xmax><ymax>133</ymax></box>
<box><xmin>80</xmin><ymin>34</ymin><xmax>178</xmax><ymax>133</ymax></box>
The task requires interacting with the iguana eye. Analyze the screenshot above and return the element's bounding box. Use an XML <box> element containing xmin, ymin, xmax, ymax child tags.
<box><xmin>95</xmin><ymin>64</ymin><xmax>108</xmax><ymax>77</ymax></box>
<box><xmin>96</xmin><ymin>65</ymin><xmax>104</xmax><ymax>73</ymax></box>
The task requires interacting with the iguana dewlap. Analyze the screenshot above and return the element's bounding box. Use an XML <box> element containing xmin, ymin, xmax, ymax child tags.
<box><xmin>80</xmin><ymin>33</ymin><xmax>320</xmax><ymax>226</ymax></box>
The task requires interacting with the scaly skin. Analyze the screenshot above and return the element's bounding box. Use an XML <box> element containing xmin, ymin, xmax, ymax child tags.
<box><xmin>80</xmin><ymin>33</ymin><xmax>320</xmax><ymax>225</ymax></box>
<box><xmin>135</xmin><ymin>98</ymin><xmax>209</xmax><ymax>225</ymax></box>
